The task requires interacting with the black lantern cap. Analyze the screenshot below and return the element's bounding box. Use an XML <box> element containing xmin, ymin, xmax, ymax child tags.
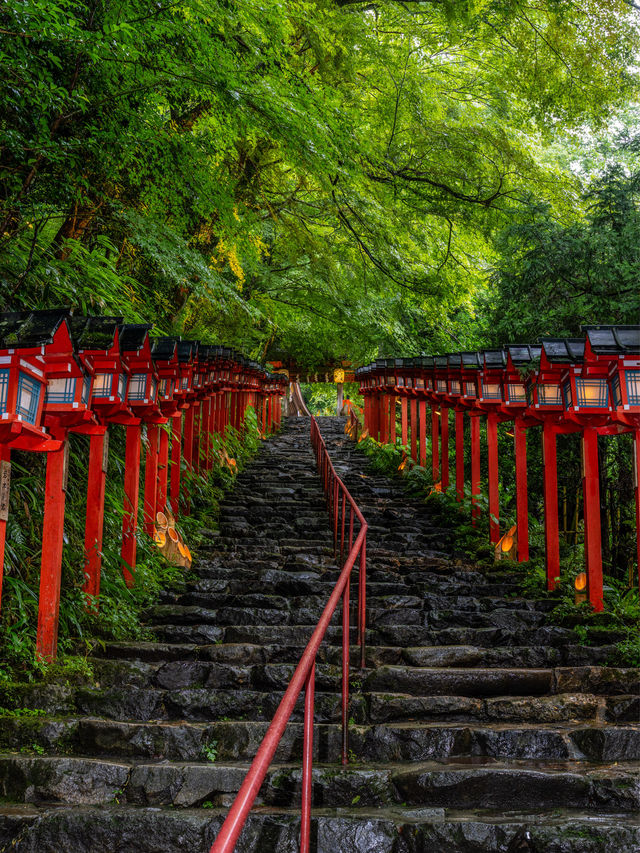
<box><xmin>460</xmin><ymin>351</ymin><xmax>482</xmax><ymax>369</ymax></box>
<box><xmin>541</xmin><ymin>338</ymin><xmax>585</xmax><ymax>363</ymax></box>
<box><xmin>119</xmin><ymin>323</ymin><xmax>153</xmax><ymax>353</ymax></box>
<box><xmin>483</xmin><ymin>349</ymin><xmax>507</xmax><ymax>368</ymax></box>
<box><xmin>151</xmin><ymin>337</ymin><xmax>179</xmax><ymax>361</ymax></box>
<box><xmin>70</xmin><ymin>315</ymin><xmax>122</xmax><ymax>352</ymax></box>
<box><xmin>0</xmin><ymin>309</ymin><xmax>70</xmax><ymax>348</ymax></box>
<box><xmin>583</xmin><ymin>325</ymin><xmax>640</xmax><ymax>354</ymax></box>
<box><xmin>177</xmin><ymin>340</ymin><xmax>196</xmax><ymax>362</ymax></box>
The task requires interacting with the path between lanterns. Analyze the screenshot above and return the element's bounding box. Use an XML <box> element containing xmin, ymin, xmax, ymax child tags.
<box><xmin>0</xmin><ymin>418</ymin><xmax>638</xmax><ymax>852</ymax></box>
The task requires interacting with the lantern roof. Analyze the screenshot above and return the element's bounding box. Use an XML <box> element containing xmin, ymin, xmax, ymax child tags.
<box><xmin>540</xmin><ymin>338</ymin><xmax>584</xmax><ymax>364</ymax></box>
<box><xmin>177</xmin><ymin>340</ymin><xmax>196</xmax><ymax>362</ymax></box>
<box><xmin>460</xmin><ymin>351</ymin><xmax>482</xmax><ymax>369</ymax></box>
<box><xmin>483</xmin><ymin>349</ymin><xmax>507</xmax><ymax>369</ymax></box>
<box><xmin>151</xmin><ymin>337</ymin><xmax>179</xmax><ymax>361</ymax></box>
<box><xmin>0</xmin><ymin>309</ymin><xmax>70</xmax><ymax>349</ymax></box>
<box><xmin>582</xmin><ymin>325</ymin><xmax>640</xmax><ymax>355</ymax></box>
<box><xmin>505</xmin><ymin>344</ymin><xmax>542</xmax><ymax>366</ymax></box>
<box><xmin>119</xmin><ymin>323</ymin><xmax>153</xmax><ymax>354</ymax></box>
<box><xmin>69</xmin><ymin>315</ymin><xmax>121</xmax><ymax>352</ymax></box>
<box><xmin>434</xmin><ymin>355</ymin><xmax>448</xmax><ymax>368</ymax></box>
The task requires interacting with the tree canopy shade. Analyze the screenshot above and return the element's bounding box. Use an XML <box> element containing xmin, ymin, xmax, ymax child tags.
<box><xmin>1</xmin><ymin>0</ymin><xmax>639</xmax><ymax>365</ymax></box>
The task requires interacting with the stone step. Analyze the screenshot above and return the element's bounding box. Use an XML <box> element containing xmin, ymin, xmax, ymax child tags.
<box><xmin>2</xmin><ymin>716</ymin><xmax>637</xmax><ymax>763</ymax></box>
<box><xmin>1</xmin><ymin>801</ymin><xmax>639</xmax><ymax>853</ymax></box>
<box><xmin>1</xmin><ymin>754</ymin><xmax>637</xmax><ymax>812</ymax></box>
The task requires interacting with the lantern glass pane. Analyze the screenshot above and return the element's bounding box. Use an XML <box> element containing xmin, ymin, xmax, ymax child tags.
<box><xmin>92</xmin><ymin>373</ymin><xmax>112</xmax><ymax>397</ymax></box>
<box><xmin>82</xmin><ymin>375</ymin><xmax>91</xmax><ymax>405</ymax></box>
<box><xmin>562</xmin><ymin>380</ymin><xmax>573</xmax><ymax>409</ymax></box>
<box><xmin>117</xmin><ymin>373</ymin><xmax>127</xmax><ymax>400</ymax></box>
<box><xmin>465</xmin><ymin>381</ymin><xmax>476</xmax><ymax>397</ymax></box>
<box><xmin>387</xmin><ymin>375</ymin><xmax>395</xmax><ymax>386</ymax></box>
<box><xmin>17</xmin><ymin>372</ymin><xmax>41</xmax><ymax>424</ymax></box>
<box><xmin>159</xmin><ymin>378</ymin><xmax>171</xmax><ymax>399</ymax></box>
<box><xmin>482</xmin><ymin>382</ymin><xmax>502</xmax><ymax>400</ymax></box>
<box><xmin>612</xmin><ymin>373</ymin><xmax>622</xmax><ymax>407</ymax></box>
<box><xmin>575</xmin><ymin>378</ymin><xmax>608</xmax><ymax>408</ymax></box>
<box><xmin>437</xmin><ymin>379</ymin><xmax>447</xmax><ymax>393</ymax></box>
<box><xmin>507</xmin><ymin>382</ymin><xmax>526</xmax><ymax>403</ymax></box>
<box><xmin>538</xmin><ymin>384</ymin><xmax>562</xmax><ymax>406</ymax></box>
<box><xmin>150</xmin><ymin>377</ymin><xmax>157</xmax><ymax>401</ymax></box>
<box><xmin>128</xmin><ymin>373</ymin><xmax>147</xmax><ymax>400</ymax></box>
<box><xmin>416</xmin><ymin>378</ymin><xmax>424</xmax><ymax>389</ymax></box>
<box><xmin>406</xmin><ymin>377</ymin><xmax>413</xmax><ymax>388</ymax></box>
<box><xmin>397</xmin><ymin>376</ymin><xmax>404</xmax><ymax>387</ymax></box>
<box><xmin>625</xmin><ymin>370</ymin><xmax>640</xmax><ymax>406</ymax></box>
<box><xmin>0</xmin><ymin>370</ymin><xmax>8</xmax><ymax>414</ymax></box>
<box><xmin>181</xmin><ymin>376</ymin><xmax>189</xmax><ymax>390</ymax></box>
<box><xmin>46</xmin><ymin>377</ymin><xmax>76</xmax><ymax>404</ymax></box>
<box><xmin>449</xmin><ymin>379</ymin><xmax>460</xmax><ymax>395</ymax></box>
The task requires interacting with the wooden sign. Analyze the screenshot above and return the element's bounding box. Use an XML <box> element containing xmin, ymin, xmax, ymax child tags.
<box><xmin>0</xmin><ymin>460</ymin><xmax>10</xmax><ymax>522</ymax></box>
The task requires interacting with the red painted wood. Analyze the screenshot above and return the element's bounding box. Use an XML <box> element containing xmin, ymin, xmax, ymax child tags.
<box><xmin>380</xmin><ymin>396</ymin><xmax>389</xmax><ymax>444</ymax></box>
<box><xmin>542</xmin><ymin>421</ymin><xmax>560</xmax><ymax>590</ymax></box>
<box><xmin>121</xmin><ymin>424</ymin><xmax>141</xmax><ymax>588</ymax></box>
<box><xmin>470</xmin><ymin>413</ymin><xmax>481</xmax><ymax>525</ymax></box>
<box><xmin>635</xmin><ymin>430</ymin><xmax>640</xmax><ymax>590</ymax></box>
<box><xmin>430</xmin><ymin>405</ymin><xmax>438</xmax><ymax>480</ymax></box>
<box><xmin>143</xmin><ymin>426</ymin><xmax>159</xmax><ymax>536</ymax></box>
<box><xmin>0</xmin><ymin>445</ymin><xmax>10</xmax><ymax>613</ymax></box>
<box><xmin>514</xmin><ymin>417</ymin><xmax>530</xmax><ymax>562</ymax></box>
<box><xmin>182</xmin><ymin>405</ymin><xmax>194</xmax><ymax>515</ymax></box>
<box><xmin>441</xmin><ymin>407</ymin><xmax>450</xmax><ymax>489</ymax></box>
<box><xmin>169</xmin><ymin>414</ymin><xmax>182</xmax><ymax>518</ymax></box>
<box><xmin>191</xmin><ymin>402</ymin><xmax>201</xmax><ymax>475</ymax></box>
<box><xmin>208</xmin><ymin>395</ymin><xmax>217</xmax><ymax>468</ymax></box>
<box><xmin>36</xmin><ymin>438</ymin><xmax>68</xmax><ymax>661</ymax></box>
<box><xmin>157</xmin><ymin>427</ymin><xmax>169</xmax><ymax>515</ymax></box>
<box><xmin>455</xmin><ymin>410</ymin><xmax>464</xmax><ymax>502</ymax></box>
<box><xmin>401</xmin><ymin>398</ymin><xmax>408</xmax><ymax>446</ymax></box>
<box><xmin>410</xmin><ymin>398</ymin><xmax>418</xmax><ymax>462</ymax></box>
<box><xmin>389</xmin><ymin>397</ymin><xmax>396</xmax><ymax>443</ymax></box>
<box><xmin>83</xmin><ymin>430</ymin><xmax>107</xmax><ymax>602</ymax></box>
<box><xmin>418</xmin><ymin>400</ymin><xmax>426</xmax><ymax>466</ymax></box>
<box><xmin>582</xmin><ymin>427</ymin><xmax>603</xmax><ymax>611</ymax></box>
<box><xmin>201</xmin><ymin>397</ymin><xmax>211</xmax><ymax>472</ymax></box>
<box><xmin>300</xmin><ymin>663</ymin><xmax>315</xmax><ymax>853</ymax></box>
<box><xmin>487</xmin><ymin>412</ymin><xmax>500</xmax><ymax>543</ymax></box>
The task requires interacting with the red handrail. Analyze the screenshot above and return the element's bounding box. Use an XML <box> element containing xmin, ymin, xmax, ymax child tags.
<box><xmin>210</xmin><ymin>417</ymin><xmax>367</xmax><ymax>853</ymax></box>
<box><xmin>345</xmin><ymin>401</ymin><xmax>363</xmax><ymax>442</ymax></box>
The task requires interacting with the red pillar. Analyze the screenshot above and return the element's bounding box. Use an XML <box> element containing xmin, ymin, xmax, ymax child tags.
<box><xmin>410</xmin><ymin>399</ymin><xmax>417</xmax><ymax>461</ymax></box>
<box><xmin>431</xmin><ymin>405</ymin><xmax>439</xmax><ymax>481</ymax></box>
<box><xmin>36</xmin><ymin>438</ymin><xmax>68</xmax><ymax>661</ymax></box>
<box><xmin>487</xmin><ymin>412</ymin><xmax>500</xmax><ymax>544</ymax></box>
<box><xmin>182</xmin><ymin>405</ymin><xmax>194</xmax><ymax>515</ymax></box>
<box><xmin>121</xmin><ymin>424</ymin><xmax>141</xmax><ymax>587</ymax></box>
<box><xmin>157</xmin><ymin>427</ymin><xmax>169</xmax><ymax>515</ymax></box>
<box><xmin>170</xmin><ymin>413</ymin><xmax>182</xmax><ymax>518</ymax></box>
<box><xmin>582</xmin><ymin>427</ymin><xmax>603</xmax><ymax>611</ymax></box>
<box><xmin>389</xmin><ymin>397</ymin><xmax>397</xmax><ymax>443</ymax></box>
<box><xmin>635</xmin><ymin>430</ymin><xmax>640</xmax><ymax>589</ymax></box>
<box><xmin>201</xmin><ymin>397</ymin><xmax>211</xmax><ymax>472</ymax></box>
<box><xmin>191</xmin><ymin>401</ymin><xmax>201</xmax><ymax>476</ymax></box>
<box><xmin>514</xmin><ymin>417</ymin><xmax>529</xmax><ymax>562</ymax></box>
<box><xmin>143</xmin><ymin>425</ymin><xmax>159</xmax><ymax>536</ymax></box>
<box><xmin>542</xmin><ymin>421</ymin><xmax>560</xmax><ymax>590</ymax></box>
<box><xmin>418</xmin><ymin>400</ymin><xmax>427</xmax><ymax>467</ymax></box>
<box><xmin>380</xmin><ymin>396</ymin><xmax>389</xmax><ymax>444</ymax></box>
<box><xmin>441</xmin><ymin>407</ymin><xmax>450</xmax><ymax>490</ymax></box>
<box><xmin>0</xmin><ymin>445</ymin><xmax>10</xmax><ymax>612</ymax></box>
<box><xmin>470</xmin><ymin>413</ymin><xmax>481</xmax><ymax>524</ymax></box>
<box><xmin>455</xmin><ymin>410</ymin><xmax>464</xmax><ymax>502</ymax></box>
<box><xmin>401</xmin><ymin>398</ymin><xmax>408</xmax><ymax>446</ymax></box>
<box><xmin>83</xmin><ymin>429</ymin><xmax>108</xmax><ymax>602</ymax></box>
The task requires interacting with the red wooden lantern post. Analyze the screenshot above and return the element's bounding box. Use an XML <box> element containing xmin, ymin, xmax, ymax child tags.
<box><xmin>477</xmin><ymin>350</ymin><xmax>509</xmax><ymax>544</ymax></box>
<box><xmin>433</xmin><ymin>355</ymin><xmax>453</xmax><ymax>488</ymax></box>
<box><xmin>412</xmin><ymin>357</ymin><xmax>430</xmax><ymax>469</ymax></box>
<box><xmin>119</xmin><ymin>324</ymin><xmax>163</xmax><ymax>587</ymax></box>
<box><xmin>458</xmin><ymin>352</ymin><xmax>482</xmax><ymax>523</ymax></box>
<box><xmin>151</xmin><ymin>338</ymin><xmax>182</xmax><ymax>518</ymax></box>
<box><xmin>0</xmin><ymin>313</ymin><xmax>63</xmax><ymax>617</ymax></box>
<box><xmin>502</xmin><ymin>345</ymin><xmax>542</xmax><ymax>563</ymax></box>
<box><xmin>525</xmin><ymin>340</ymin><xmax>583</xmax><ymax>591</ymax></box>
<box><xmin>169</xmin><ymin>340</ymin><xmax>195</xmax><ymax>517</ymax></box>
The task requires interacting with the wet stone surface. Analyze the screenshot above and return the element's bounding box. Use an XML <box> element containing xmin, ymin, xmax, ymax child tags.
<box><xmin>0</xmin><ymin>417</ymin><xmax>638</xmax><ymax>852</ymax></box>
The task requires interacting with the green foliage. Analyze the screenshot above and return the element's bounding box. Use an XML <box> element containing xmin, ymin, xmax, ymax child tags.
<box><xmin>200</xmin><ymin>739</ymin><xmax>219</xmax><ymax>763</ymax></box>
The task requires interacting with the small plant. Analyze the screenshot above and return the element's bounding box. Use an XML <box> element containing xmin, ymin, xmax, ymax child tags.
<box><xmin>201</xmin><ymin>801</ymin><xmax>214</xmax><ymax>809</ymax></box>
<box><xmin>201</xmin><ymin>739</ymin><xmax>219</xmax><ymax>763</ymax></box>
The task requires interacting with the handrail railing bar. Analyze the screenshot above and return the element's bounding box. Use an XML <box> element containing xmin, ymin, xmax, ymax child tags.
<box><xmin>210</xmin><ymin>417</ymin><xmax>367</xmax><ymax>853</ymax></box>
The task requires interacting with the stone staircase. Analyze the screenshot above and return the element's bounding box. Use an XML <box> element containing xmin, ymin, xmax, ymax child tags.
<box><xmin>0</xmin><ymin>417</ymin><xmax>638</xmax><ymax>852</ymax></box>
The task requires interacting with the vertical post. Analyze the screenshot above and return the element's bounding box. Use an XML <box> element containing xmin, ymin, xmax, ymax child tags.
<box><xmin>300</xmin><ymin>662</ymin><xmax>315</xmax><ymax>853</ymax></box>
<box><xmin>36</xmin><ymin>437</ymin><xmax>68</xmax><ymax>661</ymax></box>
<box><xmin>441</xmin><ymin>407</ymin><xmax>450</xmax><ymax>490</ymax></box>
<box><xmin>410</xmin><ymin>398</ymin><xmax>418</xmax><ymax>462</ymax></box>
<box><xmin>342</xmin><ymin>577</ymin><xmax>350</xmax><ymax>766</ymax></box>
<box><xmin>336</xmin><ymin>381</ymin><xmax>344</xmax><ymax>416</ymax></box>
<box><xmin>542</xmin><ymin>421</ymin><xmax>560</xmax><ymax>590</ymax></box>
<box><xmin>121</xmin><ymin>423</ymin><xmax>141</xmax><ymax>588</ymax></box>
<box><xmin>143</xmin><ymin>425</ymin><xmax>159</xmax><ymax>536</ymax></box>
<box><xmin>380</xmin><ymin>395</ymin><xmax>389</xmax><ymax>444</ymax></box>
<box><xmin>0</xmin><ymin>446</ymin><xmax>10</xmax><ymax>612</ymax></box>
<box><xmin>582</xmin><ymin>427</ymin><xmax>603</xmax><ymax>611</ymax></box>
<box><xmin>182</xmin><ymin>405</ymin><xmax>194</xmax><ymax>515</ymax></box>
<box><xmin>389</xmin><ymin>397</ymin><xmax>396</xmax><ymax>444</ymax></box>
<box><xmin>431</xmin><ymin>405</ymin><xmax>439</xmax><ymax>481</ymax></box>
<box><xmin>470</xmin><ymin>413</ymin><xmax>481</xmax><ymax>524</ymax></box>
<box><xmin>358</xmin><ymin>539</ymin><xmax>366</xmax><ymax>669</ymax></box>
<box><xmin>83</xmin><ymin>429</ymin><xmax>108</xmax><ymax>602</ymax></box>
<box><xmin>170</xmin><ymin>413</ymin><xmax>182</xmax><ymax>518</ymax></box>
<box><xmin>201</xmin><ymin>397</ymin><xmax>210</xmax><ymax>473</ymax></box>
<box><xmin>455</xmin><ymin>410</ymin><xmax>465</xmax><ymax>502</ymax></box>
<box><xmin>157</xmin><ymin>426</ymin><xmax>170</xmax><ymax>515</ymax></box>
<box><xmin>418</xmin><ymin>399</ymin><xmax>427</xmax><ymax>467</ymax></box>
<box><xmin>514</xmin><ymin>417</ymin><xmax>529</xmax><ymax>562</ymax></box>
<box><xmin>191</xmin><ymin>401</ymin><xmax>201</xmax><ymax>477</ymax></box>
<box><xmin>635</xmin><ymin>430</ymin><xmax>640</xmax><ymax>589</ymax></box>
<box><xmin>487</xmin><ymin>412</ymin><xmax>500</xmax><ymax>544</ymax></box>
<box><xmin>401</xmin><ymin>398</ymin><xmax>408</xmax><ymax>446</ymax></box>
